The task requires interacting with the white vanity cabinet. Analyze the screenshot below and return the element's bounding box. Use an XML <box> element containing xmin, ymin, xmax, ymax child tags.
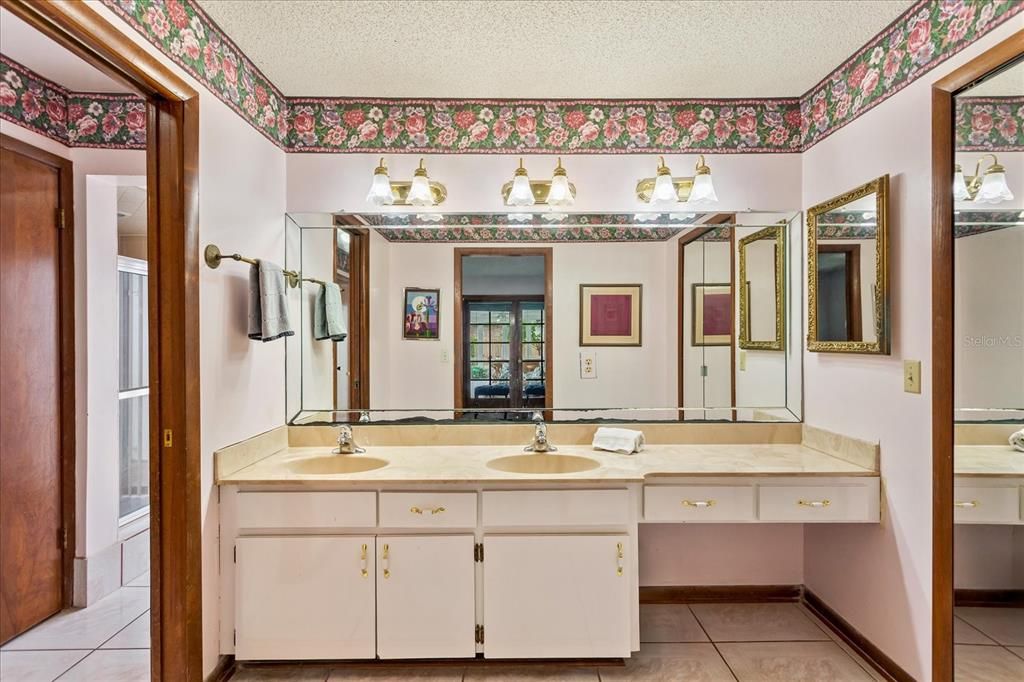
<box><xmin>234</xmin><ymin>535</ymin><xmax>376</xmax><ymax>660</ymax></box>
<box><xmin>483</xmin><ymin>534</ymin><xmax>631</xmax><ymax>658</ymax></box>
<box><xmin>376</xmin><ymin>535</ymin><xmax>476</xmax><ymax>659</ymax></box>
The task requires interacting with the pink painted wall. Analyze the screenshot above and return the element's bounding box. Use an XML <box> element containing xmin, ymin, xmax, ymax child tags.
<box><xmin>800</xmin><ymin>17</ymin><xmax>1024</xmax><ymax>680</ymax></box>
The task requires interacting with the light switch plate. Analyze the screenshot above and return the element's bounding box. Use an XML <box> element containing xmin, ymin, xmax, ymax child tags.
<box><xmin>580</xmin><ymin>351</ymin><xmax>596</xmax><ymax>379</ymax></box>
<box><xmin>903</xmin><ymin>360</ymin><xmax>921</xmax><ymax>394</ymax></box>
<box><xmin>441</xmin><ymin>349</ymin><xmax>450</xmax><ymax>364</ymax></box>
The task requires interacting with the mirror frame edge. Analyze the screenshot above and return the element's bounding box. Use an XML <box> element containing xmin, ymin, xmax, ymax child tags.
<box><xmin>738</xmin><ymin>224</ymin><xmax>786</xmax><ymax>351</ymax></box>
<box><xmin>806</xmin><ymin>174</ymin><xmax>891</xmax><ymax>355</ymax></box>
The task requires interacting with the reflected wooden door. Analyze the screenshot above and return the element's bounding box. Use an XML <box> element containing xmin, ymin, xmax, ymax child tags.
<box><xmin>0</xmin><ymin>136</ymin><xmax>71</xmax><ymax>643</ymax></box>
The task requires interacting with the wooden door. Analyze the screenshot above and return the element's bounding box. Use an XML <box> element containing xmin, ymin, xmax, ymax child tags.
<box><xmin>0</xmin><ymin>137</ymin><xmax>72</xmax><ymax>644</ymax></box>
<box><xmin>235</xmin><ymin>536</ymin><xmax>376</xmax><ymax>660</ymax></box>
<box><xmin>483</xmin><ymin>535</ymin><xmax>630</xmax><ymax>658</ymax></box>
<box><xmin>376</xmin><ymin>535</ymin><xmax>476</xmax><ymax>659</ymax></box>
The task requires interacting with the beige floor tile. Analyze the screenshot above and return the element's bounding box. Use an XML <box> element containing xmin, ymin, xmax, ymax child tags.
<box><xmin>329</xmin><ymin>668</ymin><xmax>462</xmax><ymax>681</ymax></box>
<box><xmin>718</xmin><ymin>642</ymin><xmax>872</xmax><ymax>681</ymax></box>
<box><xmin>690</xmin><ymin>604</ymin><xmax>829</xmax><ymax>642</ymax></box>
<box><xmin>59</xmin><ymin>649</ymin><xmax>150</xmax><ymax>681</ymax></box>
<box><xmin>463</xmin><ymin>666</ymin><xmax>597</xmax><ymax>681</ymax></box>
<box><xmin>641</xmin><ymin>604</ymin><xmax>710</xmax><ymax>642</ymax></box>
<box><xmin>955</xmin><ymin>616</ymin><xmax>998</xmax><ymax>645</ymax></box>
<box><xmin>0</xmin><ymin>649</ymin><xmax>89</xmax><ymax>681</ymax></box>
<box><xmin>954</xmin><ymin>644</ymin><xmax>1024</xmax><ymax>682</ymax></box>
<box><xmin>793</xmin><ymin>606</ymin><xmax>884</xmax><ymax>682</ymax></box>
<box><xmin>599</xmin><ymin>643</ymin><xmax>735</xmax><ymax>681</ymax></box>
<box><xmin>1010</xmin><ymin>646</ymin><xmax>1024</xmax><ymax>661</ymax></box>
<box><xmin>101</xmin><ymin>612</ymin><xmax>151</xmax><ymax>649</ymax></box>
<box><xmin>233</xmin><ymin>665</ymin><xmax>330</xmax><ymax>681</ymax></box>
<box><xmin>1</xmin><ymin>588</ymin><xmax>149</xmax><ymax>651</ymax></box>
<box><xmin>955</xmin><ymin>608</ymin><xmax>1024</xmax><ymax>646</ymax></box>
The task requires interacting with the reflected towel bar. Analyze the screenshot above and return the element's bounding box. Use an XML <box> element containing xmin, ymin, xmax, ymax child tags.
<box><xmin>204</xmin><ymin>244</ymin><xmax>336</xmax><ymax>289</ymax></box>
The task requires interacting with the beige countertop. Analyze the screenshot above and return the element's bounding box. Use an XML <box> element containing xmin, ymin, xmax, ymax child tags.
<box><xmin>216</xmin><ymin>443</ymin><xmax>877</xmax><ymax>485</ymax></box>
<box><xmin>954</xmin><ymin>445</ymin><xmax>1024</xmax><ymax>477</ymax></box>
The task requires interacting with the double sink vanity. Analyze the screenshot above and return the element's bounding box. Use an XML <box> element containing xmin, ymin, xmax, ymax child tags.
<box><xmin>215</xmin><ymin>422</ymin><xmax>880</xmax><ymax>663</ymax></box>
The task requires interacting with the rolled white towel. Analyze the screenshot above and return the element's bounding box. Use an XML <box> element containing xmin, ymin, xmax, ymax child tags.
<box><xmin>593</xmin><ymin>427</ymin><xmax>645</xmax><ymax>455</ymax></box>
<box><xmin>1010</xmin><ymin>428</ymin><xmax>1024</xmax><ymax>453</ymax></box>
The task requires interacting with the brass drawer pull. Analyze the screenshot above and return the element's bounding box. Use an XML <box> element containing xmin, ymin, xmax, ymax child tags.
<box><xmin>681</xmin><ymin>499</ymin><xmax>715</xmax><ymax>508</ymax></box>
<box><xmin>410</xmin><ymin>506</ymin><xmax>446</xmax><ymax>515</ymax></box>
<box><xmin>382</xmin><ymin>543</ymin><xmax>390</xmax><ymax>579</ymax></box>
<box><xmin>798</xmin><ymin>499</ymin><xmax>831</xmax><ymax>508</ymax></box>
<box><xmin>360</xmin><ymin>543</ymin><xmax>368</xmax><ymax>578</ymax></box>
<box><xmin>616</xmin><ymin>542</ymin><xmax>624</xmax><ymax>576</ymax></box>
<box><xmin>954</xmin><ymin>500</ymin><xmax>979</xmax><ymax>509</ymax></box>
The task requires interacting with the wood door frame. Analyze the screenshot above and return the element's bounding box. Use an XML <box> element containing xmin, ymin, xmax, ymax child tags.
<box><xmin>453</xmin><ymin>247</ymin><xmax>553</xmax><ymax>418</ymax></box>
<box><xmin>0</xmin><ymin>133</ymin><xmax>75</xmax><ymax>616</ymax></box>
<box><xmin>3</xmin><ymin>1</ymin><xmax>204</xmax><ymax>678</ymax></box>
<box><xmin>331</xmin><ymin>217</ymin><xmax>370</xmax><ymax>415</ymax></box>
<box><xmin>677</xmin><ymin>215</ymin><xmax>736</xmax><ymax>419</ymax></box>
<box><xmin>816</xmin><ymin>244</ymin><xmax>863</xmax><ymax>342</ymax></box>
<box><xmin>931</xmin><ymin>29</ymin><xmax>1024</xmax><ymax>682</ymax></box>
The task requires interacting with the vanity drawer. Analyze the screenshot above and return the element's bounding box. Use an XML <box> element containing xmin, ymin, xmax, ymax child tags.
<box><xmin>236</xmin><ymin>491</ymin><xmax>377</xmax><ymax>529</ymax></box>
<box><xmin>644</xmin><ymin>485</ymin><xmax>755</xmax><ymax>522</ymax></box>
<box><xmin>379</xmin><ymin>492</ymin><xmax>477</xmax><ymax>528</ymax></box>
<box><xmin>953</xmin><ymin>485</ymin><xmax>1020</xmax><ymax>524</ymax></box>
<box><xmin>482</xmin><ymin>490</ymin><xmax>629</xmax><ymax>527</ymax></box>
<box><xmin>757</xmin><ymin>483</ymin><xmax>878</xmax><ymax>522</ymax></box>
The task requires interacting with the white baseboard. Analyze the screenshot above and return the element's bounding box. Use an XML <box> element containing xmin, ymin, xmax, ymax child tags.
<box><xmin>73</xmin><ymin>523</ymin><xmax>150</xmax><ymax>606</ymax></box>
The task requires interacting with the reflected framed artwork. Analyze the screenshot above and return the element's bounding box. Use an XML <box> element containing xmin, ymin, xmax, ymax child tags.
<box><xmin>580</xmin><ymin>284</ymin><xmax>642</xmax><ymax>346</ymax></box>
<box><xmin>403</xmin><ymin>288</ymin><xmax>440</xmax><ymax>340</ymax></box>
<box><xmin>692</xmin><ymin>283</ymin><xmax>732</xmax><ymax>346</ymax></box>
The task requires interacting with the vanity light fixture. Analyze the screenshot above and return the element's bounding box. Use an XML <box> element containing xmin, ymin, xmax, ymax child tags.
<box><xmin>500</xmin><ymin>157</ymin><xmax>576</xmax><ymax>206</ymax></box>
<box><xmin>365</xmin><ymin>157</ymin><xmax>447</xmax><ymax>207</ymax></box>
<box><xmin>954</xmin><ymin>154</ymin><xmax>1014</xmax><ymax>204</ymax></box>
<box><xmin>635</xmin><ymin>155</ymin><xmax>718</xmax><ymax>205</ymax></box>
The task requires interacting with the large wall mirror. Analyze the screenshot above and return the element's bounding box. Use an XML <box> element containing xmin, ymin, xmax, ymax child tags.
<box><xmin>284</xmin><ymin>211</ymin><xmax>804</xmax><ymax>425</ymax></box>
<box><xmin>806</xmin><ymin>175</ymin><xmax>890</xmax><ymax>354</ymax></box>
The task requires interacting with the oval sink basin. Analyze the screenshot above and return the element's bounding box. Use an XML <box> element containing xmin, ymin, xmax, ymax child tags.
<box><xmin>286</xmin><ymin>456</ymin><xmax>388</xmax><ymax>475</ymax></box>
<box><xmin>487</xmin><ymin>454</ymin><xmax>601</xmax><ymax>475</ymax></box>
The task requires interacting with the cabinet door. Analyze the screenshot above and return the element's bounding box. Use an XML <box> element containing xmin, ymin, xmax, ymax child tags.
<box><xmin>484</xmin><ymin>535</ymin><xmax>630</xmax><ymax>658</ymax></box>
<box><xmin>376</xmin><ymin>535</ymin><xmax>476</xmax><ymax>659</ymax></box>
<box><xmin>235</xmin><ymin>536</ymin><xmax>374</xmax><ymax>660</ymax></box>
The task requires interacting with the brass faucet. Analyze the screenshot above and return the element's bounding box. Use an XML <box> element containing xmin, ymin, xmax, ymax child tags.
<box><xmin>333</xmin><ymin>425</ymin><xmax>366</xmax><ymax>455</ymax></box>
<box><xmin>524</xmin><ymin>414</ymin><xmax>557</xmax><ymax>453</ymax></box>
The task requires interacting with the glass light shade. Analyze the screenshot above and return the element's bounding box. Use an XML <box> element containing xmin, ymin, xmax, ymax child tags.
<box><xmin>952</xmin><ymin>169</ymin><xmax>970</xmax><ymax>201</ymax></box>
<box><xmin>366</xmin><ymin>172</ymin><xmax>394</xmax><ymax>206</ymax></box>
<box><xmin>415</xmin><ymin>213</ymin><xmax>444</xmax><ymax>223</ymax></box>
<box><xmin>507</xmin><ymin>174</ymin><xmax>536</xmax><ymax>206</ymax></box>
<box><xmin>542</xmin><ymin>212</ymin><xmax>567</xmax><ymax>222</ymax></box>
<box><xmin>507</xmin><ymin>212</ymin><xmax>534</xmax><ymax>222</ymax></box>
<box><xmin>547</xmin><ymin>174</ymin><xmax>575</xmax><ymax>207</ymax></box>
<box><xmin>975</xmin><ymin>170</ymin><xmax>1014</xmax><ymax>204</ymax></box>
<box><xmin>688</xmin><ymin>173</ymin><xmax>718</xmax><ymax>203</ymax></box>
<box><xmin>407</xmin><ymin>174</ymin><xmax>434</xmax><ymax>206</ymax></box>
<box><xmin>669</xmin><ymin>212</ymin><xmax>696</xmax><ymax>221</ymax></box>
<box><xmin>634</xmin><ymin>212</ymin><xmax>660</xmax><ymax>222</ymax></box>
<box><xmin>651</xmin><ymin>173</ymin><xmax>678</xmax><ymax>205</ymax></box>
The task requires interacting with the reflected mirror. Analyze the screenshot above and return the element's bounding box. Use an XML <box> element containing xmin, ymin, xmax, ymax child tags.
<box><xmin>739</xmin><ymin>225</ymin><xmax>785</xmax><ymax>351</ymax></box>
<box><xmin>807</xmin><ymin>175</ymin><xmax>890</xmax><ymax>354</ymax></box>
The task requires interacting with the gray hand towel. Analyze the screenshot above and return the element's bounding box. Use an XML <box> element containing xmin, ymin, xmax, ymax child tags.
<box><xmin>314</xmin><ymin>282</ymin><xmax>347</xmax><ymax>342</ymax></box>
<box><xmin>247</xmin><ymin>261</ymin><xmax>294</xmax><ymax>342</ymax></box>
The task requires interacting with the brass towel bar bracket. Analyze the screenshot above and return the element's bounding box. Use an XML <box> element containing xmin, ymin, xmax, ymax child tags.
<box><xmin>204</xmin><ymin>244</ymin><xmax>333</xmax><ymax>289</ymax></box>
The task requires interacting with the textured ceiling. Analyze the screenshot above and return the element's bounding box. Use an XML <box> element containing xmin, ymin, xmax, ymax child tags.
<box><xmin>0</xmin><ymin>8</ymin><xmax>131</xmax><ymax>92</ymax></box>
<box><xmin>961</xmin><ymin>58</ymin><xmax>1024</xmax><ymax>97</ymax></box>
<box><xmin>196</xmin><ymin>0</ymin><xmax>913</xmax><ymax>98</ymax></box>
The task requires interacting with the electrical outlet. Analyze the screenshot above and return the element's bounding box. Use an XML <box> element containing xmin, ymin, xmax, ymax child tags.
<box><xmin>580</xmin><ymin>351</ymin><xmax>596</xmax><ymax>379</ymax></box>
<box><xmin>903</xmin><ymin>360</ymin><xmax>921</xmax><ymax>394</ymax></box>
<box><xmin>739</xmin><ymin>350</ymin><xmax>747</xmax><ymax>371</ymax></box>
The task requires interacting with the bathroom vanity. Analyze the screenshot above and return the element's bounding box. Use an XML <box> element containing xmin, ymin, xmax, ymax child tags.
<box><xmin>216</xmin><ymin>425</ymin><xmax>880</xmax><ymax>662</ymax></box>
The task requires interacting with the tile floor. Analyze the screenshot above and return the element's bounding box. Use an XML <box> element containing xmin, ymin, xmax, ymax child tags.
<box><xmin>231</xmin><ymin>602</ymin><xmax>886</xmax><ymax>681</ymax></box>
<box><xmin>953</xmin><ymin>606</ymin><xmax>1024</xmax><ymax>682</ymax></box>
<box><xmin>0</xmin><ymin>572</ymin><xmax>150</xmax><ymax>681</ymax></box>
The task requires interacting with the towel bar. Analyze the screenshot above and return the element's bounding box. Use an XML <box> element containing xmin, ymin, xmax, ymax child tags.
<box><xmin>204</xmin><ymin>244</ymin><xmax>336</xmax><ymax>289</ymax></box>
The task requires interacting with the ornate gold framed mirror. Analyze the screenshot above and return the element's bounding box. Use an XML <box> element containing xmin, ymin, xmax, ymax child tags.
<box><xmin>807</xmin><ymin>174</ymin><xmax>890</xmax><ymax>354</ymax></box>
<box><xmin>738</xmin><ymin>225</ymin><xmax>785</xmax><ymax>351</ymax></box>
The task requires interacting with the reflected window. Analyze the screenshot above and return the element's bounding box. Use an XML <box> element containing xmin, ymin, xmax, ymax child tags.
<box><xmin>118</xmin><ymin>257</ymin><xmax>149</xmax><ymax>523</ymax></box>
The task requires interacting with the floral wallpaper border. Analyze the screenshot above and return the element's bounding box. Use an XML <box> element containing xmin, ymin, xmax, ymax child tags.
<box><xmin>95</xmin><ymin>0</ymin><xmax>1023</xmax><ymax>154</ymax></box>
<box><xmin>1</xmin><ymin>54</ymin><xmax>146</xmax><ymax>149</ymax></box>
<box><xmin>956</xmin><ymin>96</ymin><xmax>1024</xmax><ymax>151</ymax></box>
<box><xmin>375</xmin><ymin>226</ymin><xmax>685</xmax><ymax>243</ymax></box>
<box><xmin>954</xmin><ymin>210</ymin><xmax>1023</xmax><ymax>238</ymax></box>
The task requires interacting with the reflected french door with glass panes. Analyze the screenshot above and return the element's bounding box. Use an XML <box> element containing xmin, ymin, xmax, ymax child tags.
<box><xmin>117</xmin><ymin>256</ymin><xmax>149</xmax><ymax>524</ymax></box>
<box><xmin>463</xmin><ymin>298</ymin><xmax>545</xmax><ymax>413</ymax></box>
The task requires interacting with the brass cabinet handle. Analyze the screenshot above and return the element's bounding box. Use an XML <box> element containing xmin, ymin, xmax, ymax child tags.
<box><xmin>616</xmin><ymin>542</ymin><xmax>624</xmax><ymax>576</ymax></box>
<box><xmin>382</xmin><ymin>543</ymin><xmax>390</xmax><ymax>579</ymax></box>
<box><xmin>798</xmin><ymin>499</ymin><xmax>831</xmax><ymax>508</ymax></box>
<box><xmin>360</xmin><ymin>543</ymin><xmax>368</xmax><ymax>578</ymax></box>
<box><xmin>682</xmin><ymin>499</ymin><xmax>715</xmax><ymax>508</ymax></box>
<box><xmin>954</xmin><ymin>500</ymin><xmax>979</xmax><ymax>509</ymax></box>
<box><xmin>410</xmin><ymin>506</ymin><xmax>447</xmax><ymax>515</ymax></box>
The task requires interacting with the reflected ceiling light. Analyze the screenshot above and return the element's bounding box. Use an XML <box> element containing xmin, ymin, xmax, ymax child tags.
<box><xmin>669</xmin><ymin>212</ymin><xmax>697</xmax><ymax>221</ymax></box>
<box><xmin>501</xmin><ymin>157</ymin><xmax>576</xmax><ymax>207</ymax></box>
<box><xmin>955</xmin><ymin>154</ymin><xmax>1014</xmax><ymax>204</ymax></box>
<box><xmin>415</xmin><ymin>213</ymin><xmax>444</xmax><ymax>223</ymax></box>
<box><xmin>542</xmin><ymin>212</ymin><xmax>568</xmax><ymax>223</ymax></box>
<box><xmin>366</xmin><ymin>157</ymin><xmax>447</xmax><ymax>207</ymax></box>
<box><xmin>508</xmin><ymin>213</ymin><xmax>534</xmax><ymax>223</ymax></box>
<box><xmin>634</xmin><ymin>212</ymin><xmax>661</xmax><ymax>222</ymax></box>
<box><xmin>636</xmin><ymin>155</ymin><xmax>718</xmax><ymax>205</ymax></box>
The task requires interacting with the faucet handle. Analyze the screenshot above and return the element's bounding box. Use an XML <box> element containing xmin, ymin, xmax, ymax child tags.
<box><xmin>334</xmin><ymin>425</ymin><xmax>365</xmax><ymax>454</ymax></box>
